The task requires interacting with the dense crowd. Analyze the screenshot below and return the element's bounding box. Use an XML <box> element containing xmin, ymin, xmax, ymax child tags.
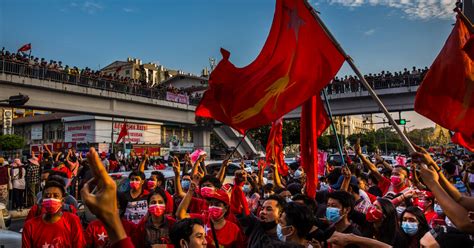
<box><xmin>0</xmin><ymin>48</ymin><xmax>195</xmax><ymax>101</ymax></box>
<box><xmin>1</xmin><ymin>139</ymin><xmax>473</xmax><ymax>248</ymax></box>
<box><xmin>327</xmin><ymin>66</ymin><xmax>429</xmax><ymax>94</ymax></box>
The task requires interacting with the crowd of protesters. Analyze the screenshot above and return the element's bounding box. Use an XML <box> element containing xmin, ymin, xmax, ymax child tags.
<box><xmin>2</xmin><ymin>138</ymin><xmax>473</xmax><ymax>247</ymax></box>
<box><xmin>0</xmin><ymin>48</ymin><xmax>197</xmax><ymax>101</ymax></box>
<box><xmin>327</xmin><ymin>66</ymin><xmax>429</xmax><ymax>94</ymax></box>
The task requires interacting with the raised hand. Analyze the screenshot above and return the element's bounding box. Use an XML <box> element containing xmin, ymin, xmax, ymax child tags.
<box><xmin>342</xmin><ymin>166</ymin><xmax>351</xmax><ymax>179</ymax></box>
<box><xmin>354</xmin><ymin>138</ymin><xmax>362</xmax><ymax>155</ymax></box>
<box><xmin>411</xmin><ymin>143</ymin><xmax>438</xmax><ymax>170</ymax></box>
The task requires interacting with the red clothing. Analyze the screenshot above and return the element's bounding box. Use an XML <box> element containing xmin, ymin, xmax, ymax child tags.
<box><xmin>366</xmin><ymin>192</ymin><xmax>378</xmax><ymax>203</ymax></box>
<box><xmin>85</xmin><ymin>219</ymin><xmax>136</xmax><ymax>248</ymax></box>
<box><xmin>189</xmin><ymin>214</ymin><xmax>246</xmax><ymax>248</ymax></box>
<box><xmin>22</xmin><ymin>212</ymin><xmax>86</xmax><ymax>248</ymax></box>
<box><xmin>109</xmin><ymin>160</ymin><xmax>119</xmax><ymax>172</ymax></box>
<box><xmin>53</xmin><ymin>165</ymin><xmax>72</xmax><ymax>179</ymax></box>
<box><xmin>424</xmin><ymin>210</ymin><xmax>437</xmax><ymax>225</ymax></box>
<box><xmin>378</xmin><ymin>176</ymin><xmax>408</xmax><ymax>196</ymax></box>
<box><xmin>164</xmin><ymin>190</ymin><xmax>174</xmax><ymax>214</ymax></box>
<box><xmin>26</xmin><ymin>204</ymin><xmax>77</xmax><ymax>222</ymax></box>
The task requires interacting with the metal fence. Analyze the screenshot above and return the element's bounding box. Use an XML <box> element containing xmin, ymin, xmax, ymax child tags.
<box><xmin>0</xmin><ymin>59</ymin><xmax>173</xmax><ymax>101</ymax></box>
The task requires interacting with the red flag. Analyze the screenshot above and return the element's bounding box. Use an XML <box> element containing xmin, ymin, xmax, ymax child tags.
<box><xmin>415</xmin><ymin>17</ymin><xmax>474</xmax><ymax>152</ymax></box>
<box><xmin>265</xmin><ymin>118</ymin><xmax>288</xmax><ymax>176</ymax></box>
<box><xmin>116</xmin><ymin>123</ymin><xmax>128</xmax><ymax>143</ymax></box>
<box><xmin>300</xmin><ymin>95</ymin><xmax>330</xmax><ymax>199</ymax></box>
<box><xmin>18</xmin><ymin>43</ymin><xmax>31</xmax><ymax>53</ymax></box>
<box><xmin>195</xmin><ymin>0</ymin><xmax>344</xmax><ymax>134</ymax></box>
<box><xmin>452</xmin><ymin>132</ymin><xmax>474</xmax><ymax>152</ymax></box>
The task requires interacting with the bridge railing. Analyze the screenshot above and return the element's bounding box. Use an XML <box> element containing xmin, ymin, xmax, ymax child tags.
<box><xmin>0</xmin><ymin>59</ymin><xmax>175</xmax><ymax>102</ymax></box>
<box><xmin>325</xmin><ymin>74</ymin><xmax>424</xmax><ymax>95</ymax></box>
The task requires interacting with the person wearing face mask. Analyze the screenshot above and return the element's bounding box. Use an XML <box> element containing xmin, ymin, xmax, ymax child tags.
<box><xmin>325</xmin><ymin>191</ymin><xmax>362</xmax><ymax>239</ymax></box>
<box><xmin>170</xmin><ymin>218</ymin><xmax>207</xmax><ymax>248</ymax></box>
<box><xmin>430</xmin><ymin>200</ymin><xmax>447</xmax><ymax>227</ymax></box>
<box><xmin>400</xmin><ymin>206</ymin><xmax>430</xmax><ymax>248</ymax></box>
<box><xmin>147</xmin><ymin>171</ymin><xmax>174</xmax><ymax>214</ymax></box>
<box><xmin>277</xmin><ymin>202</ymin><xmax>314</xmax><ymax>246</ymax></box>
<box><xmin>353</xmin><ymin>198</ymin><xmax>407</xmax><ymax>248</ymax></box>
<box><xmin>22</xmin><ymin>180</ymin><xmax>86</xmax><ymax>247</ymax></box>
<box><xmin>176</xmin><ymin>183</ymin><xmax>245</xmax><ymax>248</ymax></box>
<box><xmin>237</xmin><ymin>194</ymin><xmax>302</xmax><ymax>247</ymax></box>
<box><xmin>133</xmin><ymin>188</ymin><xmax>176</xmax><ymax>247</ymax></box>
<box><xmin>355</xmin><ymin>141</ymin><xmax>409</xmax><ymax>197</ymax></box>
<box><xmin>118</xmin><ymin>171</ymin><xmax>150</xmax><ymax>224</ymax></box>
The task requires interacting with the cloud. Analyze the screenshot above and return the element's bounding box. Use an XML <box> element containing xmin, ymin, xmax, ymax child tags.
<box><xmin>82</xmin><ymin>1</ymin><xmax>103</xmax><ymax>14</ymax></box>
<box><xmin>364</xmin><ymin>28</ymin><xmax>376</xmax><ymax>35</ymax></box>
<box><xmin>327</xmin><ymin>0</ymin><xmax>456</xmax><ymax>20</ymax></box>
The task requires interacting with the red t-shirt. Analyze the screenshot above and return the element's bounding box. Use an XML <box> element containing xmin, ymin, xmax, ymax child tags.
<box><xmin>85</xmin><ymin>219</ymin><xmax>136</xmax><ymax>248</ymax></box>
<box><xmin>22</xmin><ymin>212</ymin><xmax>86</xmax><ymax>248</ymax></box>
<box><xmin>378</xmin><ymin>176</ymin><xmax>408</xmax><ymax>196</ymax></box>
<box><xmin>189</xmin><ymin>213</ymin><xmax>246</xmax><ymax>248</ymax></box>
<box><xmin>424</xmin><ymin>210</ymin><xmax>437</xmax><ymax>225</ymax></box>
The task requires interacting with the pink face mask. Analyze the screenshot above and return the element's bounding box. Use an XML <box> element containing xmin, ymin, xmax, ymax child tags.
<box><xmin>208</xmin><ymin>206</ymin><xmax>224</xmax><ymax>220</ymax></box>
<box><xmin>147</xmin><ymin>180</ymin><xmax>157</xmax><ymax>189</ymax></box>
<box><xmin>42</xmin><ymin>198</ymin><xmax>62</xmax><ymax>214</ymax></box>
<box><xmin>200</xmin><ymin>187</ymin><xmax>215</xmax><ymax>198</ymax></box>
<box><xmin>390</xmin><ymin>176</ymin><xmax>403</xmax><ymax>186</ymax></box>
<box><xmin>130</xmin><ymin>181</ymin><xmax>141</xmax><ymax>190</ymax></box>
<box><xmin>148</xmin><ymin>204</ymin><xmax>166</xmax><ymax>217</ymax></box>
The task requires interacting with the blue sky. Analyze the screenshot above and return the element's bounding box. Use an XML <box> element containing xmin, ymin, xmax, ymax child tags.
<box><xmin>1</xmin><ymin>0</ymin><xmax>458</xmax><ymax>128</ymax></box>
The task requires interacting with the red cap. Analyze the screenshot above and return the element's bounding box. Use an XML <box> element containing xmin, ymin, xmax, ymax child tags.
<box><xmin>205</xmin><ymin>189</ymin><xmax>229</xmax><ymax>206</ymax></box>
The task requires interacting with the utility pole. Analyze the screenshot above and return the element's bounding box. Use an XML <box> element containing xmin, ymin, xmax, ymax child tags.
<box><xmin>110</xmin><ymin>117</ymin><xmax>114</xmax><ymax>153</ymax></box>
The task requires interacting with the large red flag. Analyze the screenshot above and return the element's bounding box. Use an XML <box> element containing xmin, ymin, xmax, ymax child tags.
<box><xmin>300</xmin><ymin>95</ymin><xmax>330</xmax><ymax>199</ymax></box>
<box><xmin>415</xmin><ymin>17</ymin><xmax>474</xmax><ymax>151</ymax></box>
<box><xmin>196</xmin><ymin>0</ymin><xmax>344</xmax><ymax>134</ymax></box>
<box><xmin>116</xmin><ymin>123</ymin><xmax>129</xmax><ymax>143</ymax></box>
<box><xmin>18</xmin><ymin>43</ymin><xmax>31</xmax><ymax>53</ymax></box>
<box><xmin>265</xmin><ymin>118</ymin><xmax>288</xmax><ymax>176</ymax></box>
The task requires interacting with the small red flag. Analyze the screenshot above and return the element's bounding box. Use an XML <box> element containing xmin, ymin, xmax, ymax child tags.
<box><xmin>265</xmin><ymin>118</ymin><xmax>288</xmax><ymax>176</ymax></box>
<box><xmin>415</xmin><ymin>17</ymin><xmax>474</xmax><ymax>152</ymax></box>
<box><xmin>300</xmin><ymin>95</ymin><xmax>330</xmax><ymax>199</ymax></box>
<box><xmin>18</xmin><ymin>43</ymin><xmax>31</xmax><ymax>53</ymax></box>
<box><xmin>195</xmin><ymin>0</ymin><xmax>344</xmax><ymax>134</ymax></box>
<box><xmin>116</xmin><ymin>123</ymin><xmax>129</xmax><ymax>143</ymax></box>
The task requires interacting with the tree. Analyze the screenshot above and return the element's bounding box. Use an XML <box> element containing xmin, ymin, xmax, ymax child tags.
<box><xmin>0</xmin><ymin>134</ymin><xmax>25</xmax><ymax>151</ymax></box>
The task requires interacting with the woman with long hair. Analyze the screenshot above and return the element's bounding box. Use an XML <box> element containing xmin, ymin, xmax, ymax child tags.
<box><xmin>400</xmin><ymin>206</ymin><xmax>430</xmax><ymax>248</ymax></box>
<box><xmin>364</xmin><ymin>198</ymin><xmax>408</xmax><ymax>247</ymax></box>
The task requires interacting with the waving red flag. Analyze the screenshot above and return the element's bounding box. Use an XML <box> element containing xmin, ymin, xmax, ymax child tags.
<box><xmin>300</xmin><ymin>95</ymin><xmax>330</xmax><ymax>199</ymax></box>
<box><xmin>196</xmin><ymin>0</ymin><xmax>344</xmax><ymax>134</ymax></box>
<box><xmin>18</xmin><ymin>43</ymin><xmax>31</xmax><ymax>52</ymax></box>
<box><xmin>265</xmin><ymin>118</ymin><xmax>288</xmax><ymax>176</ymax></box>
<box><xmin>116</xmin><ymin>123</ymin><xmax>129</xmax><ymax>143</ymax></box>
<box><xmin>415</xmin><ymin>17</ymin><xmax>474</xmax><ymax>151</ymax></box>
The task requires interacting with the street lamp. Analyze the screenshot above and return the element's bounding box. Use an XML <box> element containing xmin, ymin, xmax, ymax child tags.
<box><xmin>0</xmin><ymin>94</ymin><xmax>29</xmax><ymax>107</ymax></box>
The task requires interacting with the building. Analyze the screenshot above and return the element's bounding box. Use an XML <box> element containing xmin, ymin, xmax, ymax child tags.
<box><xmin>12</xmin><ymin>113</ymin><xmax>196</xmax><ymax>155</ymax></box>
<box><xmin>101</xmin><ymin>58</ymin><xmax>181</xmax><ymax>86</ymax></box>
<box><xmin>326</xmin><ymin>115</ymin><xmax>375</xmax><ymax>136</ymax></box>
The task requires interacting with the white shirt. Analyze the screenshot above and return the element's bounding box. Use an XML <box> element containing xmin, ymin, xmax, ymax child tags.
<box><xmin>11</xmin><ymin>167</ymin><xmax>26</xmax><ymax>190</ymax></box>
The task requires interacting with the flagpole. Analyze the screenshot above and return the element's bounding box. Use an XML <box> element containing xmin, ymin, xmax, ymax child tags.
<box><xmin>225</xmin><ymin>130</ymin><xmax>248</xmax><ymax>160</ymax></box>
<box><xmin>303</xmin><ymin>0</ymin><xmax>416</xmax><ymax>153</ymax></box>
<box><xmin>321</xmin><ymin>89</ymin><xmax>345</xmax><ymax>165</ymax></box>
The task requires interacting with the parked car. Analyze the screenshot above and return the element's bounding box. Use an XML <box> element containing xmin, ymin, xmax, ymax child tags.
<box><xmin>0</xmin><ymin>203</ymin><xmax>11</xmax><ymax>229</ymax></box>
<box><xmin>327</xmin><ymin>154</ymin><xmax>359</xmax><ymax>167</ymax></box>
<box><xmin>0</xmin><ymin>229</ymin><xmax>21</xmax><ymax>247</ymax></box>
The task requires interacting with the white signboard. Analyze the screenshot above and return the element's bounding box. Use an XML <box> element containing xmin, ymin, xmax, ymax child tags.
<box><xmin>31</xmin><ymin>124</ymin><xmax>43</xmax><ymax>140</ymax></box>
<box><xmin>112</xmin><ymin>122</ymin><xmax>161</xmax><ymax>144</ymax></box>
<box><xmin>64</xmin><ymin>121</ymin><xmax>95</xmax><ymax>143</ymax></box>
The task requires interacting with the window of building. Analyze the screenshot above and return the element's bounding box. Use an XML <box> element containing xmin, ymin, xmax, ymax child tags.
<box><xmin>49</xmin><ymin>130</ymin><xmax>55</xmax><ymax>140</ymax></box>
<box><xmin>125</xmin><ymin>70</ymin><xmax>130</xmax><ymax>75</ymax></box>
<box><xmin>56</xmin><ymin>129</ymin><xmax>64</xmax><ymax>140</ymax></box>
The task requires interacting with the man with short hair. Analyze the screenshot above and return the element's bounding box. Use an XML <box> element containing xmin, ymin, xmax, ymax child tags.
<box><xmin>22</xmin><ymin>180</ymin><xmax>86</xmax><ymax>247</ymax></box>
<box><xmin>326</xmin><ymin>190</ymin><xmax>361</xmax><ymax>236</ymax></box>
<box><xmin>118</xmin><ymin>171</ymin><xmax>150</xmax><ymax>224</ymax></box>
<box><xmin>278</xmin><ymin>202</ymin><xmax>314</xmax><ymax>246</ymax></box>
<box><xmin>170</xmin><ymin>218</ymin><xmax>207</xmax><ymax>248</ymax></box>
